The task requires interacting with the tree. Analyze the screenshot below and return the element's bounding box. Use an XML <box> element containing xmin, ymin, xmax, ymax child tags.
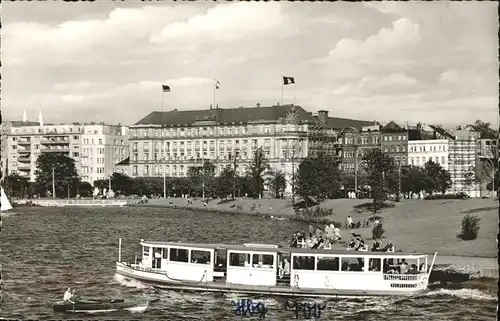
<box><xmin>423</xmin><ymin>160</ymin><xmax>451</xmax><ymax>195</ymax></box>
<box><xmin>187</xmin><ymin>160</ymin><xmax>216</xmax><ymax>198</ymax></box>
<box><xmin>35</xmin><ymin>153</ymin><xmax>80</xmax><ymax>198</ymax></box>
<box><xmin>4</xmin><ymin>173</ymin><xmax>30</xmax><ymax>198</ymax></box>
<box><xmin>110</xmin><ymin>172</ymin><xmax>133</xmax><ymax>195</ymax></box>
<box><xmin>268</xmin><ymin>170</ymin><xmax>287</xmax><ymax>198</ymax></box>
<box><xmin>400</xmin><ymin>165</ymin><xmax>429</xmax><ymax>198</ymax></box>
<box><xmin>216</xmin><ymin>165</ymin><xmax>235</xmax><ymax>199</ymax></box>
<box><xmin>469</xmin><ymin>119</ymin><xmax>499</xmax><ymax>139</ymax></box>
<box><xmin>247</xmin><ymin>147</ymin><xmax>270</xmax><ymax>199</ymax></box>
<box><xmin>295</xmin><ymin>152</ymin><xmax>342</xmax><ymax>207</ymax></box>
<box><xmin>362</xmin><ymin>149</ymin><xmax>397</xmax><ymax>213</ymax></box>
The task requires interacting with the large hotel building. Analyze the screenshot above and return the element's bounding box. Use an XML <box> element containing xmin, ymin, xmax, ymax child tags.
<box><xmin>3</xmin><ymin>115</ymin><xmax>129</xmax><ymax>184</ymax></box>
<box><xmin>125</xmin><ymin>104</ymin><xmax>374</xmax><ymax>192</ymax></box>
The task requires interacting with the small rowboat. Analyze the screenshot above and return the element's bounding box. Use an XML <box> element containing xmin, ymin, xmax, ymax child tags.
<box><xmin>53</xmin><ymin>298</ymin><xmax>147</xmax><ymax>313</ymax></box>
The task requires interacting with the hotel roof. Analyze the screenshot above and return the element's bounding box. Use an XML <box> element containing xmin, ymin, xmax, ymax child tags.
<box><xmin>134</xmin><ymin>105</ymin><xmax>374</xmax><ymax>130</ymax></box>
<box><xmin>134</xmin><ymin>105</ymin><xmax>317</xmax><ymax>126</ymax></box>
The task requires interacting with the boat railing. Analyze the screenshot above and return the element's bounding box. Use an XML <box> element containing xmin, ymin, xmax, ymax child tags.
<box><xmin>383</xmin><ymin>274</ymin><xmax>421</xmax><ymax>281</ymax></box>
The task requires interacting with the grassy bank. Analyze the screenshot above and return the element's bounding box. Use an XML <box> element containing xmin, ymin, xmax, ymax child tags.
<box><xmin>134</xmin><ymin>197</ymin><xmax>498</xmax><ymax>258</ymax></box>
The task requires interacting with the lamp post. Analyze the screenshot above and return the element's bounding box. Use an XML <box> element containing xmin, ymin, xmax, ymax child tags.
<box><xmin>52</xmin><ymin>167</ymin><xmax>55</xmax><ymax>199</ymax></box>
<box><xmin>478</xmin><ymin>155</ymin><xmax>495</xmax><ymax>198</ymax></box>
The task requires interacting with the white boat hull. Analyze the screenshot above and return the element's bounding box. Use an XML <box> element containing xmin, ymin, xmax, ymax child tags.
<box><xmin>116</xmin><ymin>262</ymin><xmax>428</xmax><ymax>297</ymax></box>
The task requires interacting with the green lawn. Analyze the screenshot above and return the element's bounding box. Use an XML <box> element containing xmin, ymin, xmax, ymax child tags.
<box><xmin>325</xmin><ymin>199</ymin><xmax>498</xmax><ymax>258</ymax></box>
<box><xmin>146</xmin><ymin>197</ymin><xmax>498</xmax><ymax>258</ymax></box>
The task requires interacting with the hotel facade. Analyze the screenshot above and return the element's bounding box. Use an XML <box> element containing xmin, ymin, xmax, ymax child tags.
<box><xmin>4</xmin><ymin>120</ymin><xmax>129</xmax><ymax>184</ymax></box>
<box><xmin>127</xmin><ymin>105</ymin><xmax>372</xmax><ymax>193</ymax></box>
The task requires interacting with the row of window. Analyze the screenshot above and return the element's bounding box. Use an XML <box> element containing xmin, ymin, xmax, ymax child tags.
<box><xmin>144</xmin><ymin>247</ymin><xmax>211</xmax><ymax>265</ymax></box>
<box><xmin>80</xmin><ymin>166</ymin><xmax>106</xmax><ymax>174</ymax></box>
<box><xmin>383</xmin><ymin>146</ymin><xmax>407</xmax><ymax>153</ymax></box>
<box><xmin>408</xmin><ymin>145</ymin><xmax>447</xmax><ymax>152</ymax></box>
<box><xmin>383</xmin><ymin>135</ymin><xmax>407</xmax><ymax>141</ymax></box>
<box><xmin>131</xmin><ymin>125</ymin><xmax>304</xmax><ymax>139</ymax></box>
<box><xmin>409</xmin><ymin>156</ymin><xmax>446</xmax><ymax>165</ymax></box>
<box><xmin>343</xmin><ymin>136</ymin><xmax>380</xmax><ymax>145</ymax></box>
<box><xmin>132</xmin><ymin>139</ymin><xmax>286</xmax><ymax>152</ymax></box>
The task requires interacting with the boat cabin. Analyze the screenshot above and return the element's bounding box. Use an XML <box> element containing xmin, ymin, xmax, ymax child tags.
<box><xmin>131</xmin><ymin>240</ymin><xmax>431</xmax><ymax>293</ymax></box>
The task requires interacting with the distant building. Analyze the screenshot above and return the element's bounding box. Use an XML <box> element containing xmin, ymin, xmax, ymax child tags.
<box><xmin>448</xmin><ymin>130</ymin><xmax>480</xmax><ymax>197</ymax></box>
<box><xmin>475</xmin><ymin>138</ymin><xmax>497</xmax><ymax>197</ymax></box>
<box><xmin>381</xmin><ymin>121</ymin><xmax>408</xmax><ymax>165</ymax></box>
<box><xmin>128</xmin><ymin>105</ymin><xmax>372</xmax><ymax>193</ymax></box>
<box><xmin>339</xmin><ymin>124</ymin><xmax>381</xmax><ymax>173</ymax></box>
<box><xmin>5</xmin><ymin>113</ymin><xmax>129</xmax><ymax>185</ymax></box>
<box><xmin>408</xmin><ymin>139</ymin><xmax>449</xmax><ymax>170</ymax></box>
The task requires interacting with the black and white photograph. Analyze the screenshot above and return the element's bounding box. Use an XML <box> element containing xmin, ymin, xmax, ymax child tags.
<box><xmin>0</xmin><ymin>1</ymin><xmax>498</xmax><ymax>320</ymax></box>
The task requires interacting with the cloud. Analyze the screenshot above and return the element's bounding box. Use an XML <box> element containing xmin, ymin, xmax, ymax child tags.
<box><xmin>150</xmin><ymin>2</ymin><xmax>293</xmax><ymax>43</ymax></box>
<box><xmin>325</xmin><ymin>18</ymin><xmax>421</xmax><ymax>60</ymax></box>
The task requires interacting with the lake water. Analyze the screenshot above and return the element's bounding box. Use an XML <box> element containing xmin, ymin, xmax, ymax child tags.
<box><xmin>0</xmin><ymin>207</ymin><xmax>496</xmax><ymax>320</ymax></box>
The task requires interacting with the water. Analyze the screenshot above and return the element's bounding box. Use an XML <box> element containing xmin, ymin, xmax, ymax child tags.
<box><xmin>0</xmin><ymin>207</ymin><xmax>497</xmax><ymax>320</ymax></box>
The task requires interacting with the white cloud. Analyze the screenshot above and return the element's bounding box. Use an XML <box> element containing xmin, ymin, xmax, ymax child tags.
<box><xmin>326</xmin><ymin>18</ymin><xmax>421</xmax><ymax>60</ymax></box>
<box><xmin>150</xmin><ymin>2</ymin><xmax>292</xmax><ymax>43</ymax></box>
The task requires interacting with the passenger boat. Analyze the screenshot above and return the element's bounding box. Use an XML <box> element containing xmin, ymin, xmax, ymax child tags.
<box><xmin>115</xmin><ymin>238</ymin><xmax>437</xmax><ymax>297</ymax></box>
<box><xmin>53</xmin><ymin>298</ymin><xmax>147</xmax><ymax>313</ymax></box>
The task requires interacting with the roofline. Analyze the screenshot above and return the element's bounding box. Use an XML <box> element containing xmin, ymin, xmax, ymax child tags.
<box><xmin>140</xmin><ymin>240</ymin><xmax>428</xmax><ymax>257</ymax></box>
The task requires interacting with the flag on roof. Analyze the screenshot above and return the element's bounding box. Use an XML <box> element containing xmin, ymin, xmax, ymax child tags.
<box><xmin>283</xmin><ymin>76</ymin><xmax>295</xmax><ymax>85</ymax></box>
<box><xmin>215</xmin><ymin>79</ymin><xmax>221</xmax><ymax>89</ymax></box>
<box><xmin>162</xmin><ymin>84</ymin><xmax>171</xmax><ymax>92</ymax></box>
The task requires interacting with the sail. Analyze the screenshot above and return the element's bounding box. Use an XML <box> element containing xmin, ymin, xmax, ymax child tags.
<box><xmin>1</xmin><ymin>187</ymin><xmax>13</xmax><ymax>212</ymax></box>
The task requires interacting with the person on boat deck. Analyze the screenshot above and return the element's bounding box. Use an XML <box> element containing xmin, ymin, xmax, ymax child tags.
<box><xmin>63</xmin><ymin>288</ymin><xmax>75</xmax><ymax>303</ymax></box>
<box><xmin>346</xmin><ymin>216</ymin><xmax>353</xmax><ymax>229</ymax></box>
<box><xmin>400</xmin><ymin>259</ymin><xmax>409</xmax><ymax>274</ymax></box>
<box><xmin>372</xmin><ymin>239</ymin><xmax>380</xmax><ymax>252</ymax></box>
<box><xmin>308</xmin><ymin>224</ymin><xmax>314</xmax><ymax>237</ymax></box>
<box><xmin>279</xmin><ymin>258</ymin><xmax>291</xmax><ymax>278</ymax></box>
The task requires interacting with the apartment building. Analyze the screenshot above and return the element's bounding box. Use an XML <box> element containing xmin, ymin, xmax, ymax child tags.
<box><xmin>80</xmin><ymin>124</ymin><xmax>129</xmax><ymax>183</ymax></box>
<box><xmin>128</xmin><ymin>105</ymin><xmax>373</xmax><ymax>193</ymax></box>
<box><xmin>5</xmin><ymin>119</ymin><xmax>129</xmax><ymax>184</ymax></box>
<box><xmin>380</xmin><ymin>121</ymin><xmax>408</xmax><ymax>165</ymax></box>
<box><xmin>408</xmin><ymin>139</ymin><xmax>449</xmax><ymax>169</ymax></box>
<box><xmin>339</xmin><ymin>124</ymin><xmax>381</xmax><ymax>173</ymax></box>
<box><xmin>448</xmin><ymin>130</ymin><xmax>480</xmax><ymax>197</ymax></box>
<box><xmin>475</xmin><ymin>138</ymin><xmax>497</xmax><ymax>197</ymax></box>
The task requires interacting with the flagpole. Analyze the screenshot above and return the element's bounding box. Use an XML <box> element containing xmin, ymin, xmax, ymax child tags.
<box><xmin>281</xmin><ymin>76</ymin><xmax>284</xmax><ymax>105</ymax></box>
<box><xmin>161</xmin><ymin>87</ymin><xmax>166</xmax><ymax>199</ymax></box>
<box><xmin>213</xmin><ymin>79</ymin><xmax>216</xmax><ymax>110</ymax></box>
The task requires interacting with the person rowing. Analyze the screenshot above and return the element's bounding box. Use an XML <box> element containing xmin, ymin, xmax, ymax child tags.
<box><xmin>63</xmin><ymin>287</ymin><xmax>75</xmax><ymax>304</ymax></box>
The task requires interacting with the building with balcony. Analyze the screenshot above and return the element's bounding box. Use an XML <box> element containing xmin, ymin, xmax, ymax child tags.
<box><xmin>127</xmin><ymin>105</ymin><xmax>373</xmax><ymax>193</ymax></box>
<box><xmin>5</xmin><ymin>119</ymin><xmax>129</xmax><ymax>184</ymax></box>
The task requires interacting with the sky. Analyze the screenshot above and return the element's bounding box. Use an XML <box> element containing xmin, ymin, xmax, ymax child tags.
<box><xmin>2</xmin><ymin>1</ymin><xmax>499</xmax><ymax>127</ymax></box>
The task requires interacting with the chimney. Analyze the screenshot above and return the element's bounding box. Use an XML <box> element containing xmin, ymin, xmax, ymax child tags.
<box><xmin>216</xmin><ymin>104</ymin><xmax>218</xmax><ymax>109</ymax></box>
<box><xmin>23</xmin><ymin>108</ymin><xmax>27</xmax><ymax>122</ymax></box>
<box><xmin>256</xmin><ymin>103</ymin><xmax>260</xmax><ymax>108</ymax></box>
<box><xmin>318</xmin><ymin>110</ymin><xmax>328</xmax><ymax>124</ymax></box>
<box><xmin>277</xmin><ymin>102</ymin><xmax>280</xmax><ymax>106</ymax></box>
<box><xmin>210</xmin><ymin>104</ymin><xmax>213</xmax><ymax>110</ymax></box>
<box><xmin>38</xmin><ymin>109</ymin><xmax>44</xmax><ymax>126</ymax></box>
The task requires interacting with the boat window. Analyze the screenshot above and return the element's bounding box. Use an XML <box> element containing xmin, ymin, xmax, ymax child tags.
<box><xmin>191</xmin><ymin>250</ymin><xmax>211</xmax><ymax>264</ymax></box>
<box><xmin>229</xmin><ymin>253</ymin><xmax>251</xmax><ymax>267</ymax></box>
<box><xmin>317</xmin><ymin>256</ymin><xmax>340</xmax><ymax>271</ymax></box>
<box><xmin>369</xmin><ymin>258</ymin><xmax>381</xmax><ymax>272</ymax></box>
<box><xmin>153</xmin><ymin>248</ymin><xmax>162</xmax><ymax>259</ymax></box>
<box><xmin>143</xmin><ymin>246</ymin><xmax>150</xmax><ymax>257</ymax></box>
<box><xmin>169</xmin><ymin>248</ymin><xmax>189</xmax><ymax>263</ymax></box>
<box><xmin>251</xmin><ymin>254</ymin><xmax>274</xmax><ymax>269</ymax></box>
<box><xmin>293</xmin><ymin>256</ymin><xmax>315</xmax><ymax>270</ymax></box>
<box><xmin>162</xmin><ymin>248</ymin><xmax>168</xmax><ymax>260</ymax></box>
<box><xmin>341</xmin><ymin>257</ymin><xmax>364</xmax><ymax>272</ymax></box>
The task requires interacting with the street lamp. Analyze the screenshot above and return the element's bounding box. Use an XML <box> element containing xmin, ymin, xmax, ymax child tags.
<box><xmin>478</xmin><ymin>155</ymin><xmax>495</xmax><ymax>198</ymax></box>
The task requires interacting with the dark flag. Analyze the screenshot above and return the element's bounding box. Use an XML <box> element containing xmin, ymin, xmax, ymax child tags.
<box><xmin>215</xmin><ymin>79</ymin><xmax>221</xmax><ymax>89</ymax></box>
<box><xmin>162</xmin><ymin>84</ymin><xmax>171</xmax><ymax>92</ymax></box>
<box><xmin>283</xmin><ymin>76</ymin><xmax>295</xmax><ymax>85</ymax></box>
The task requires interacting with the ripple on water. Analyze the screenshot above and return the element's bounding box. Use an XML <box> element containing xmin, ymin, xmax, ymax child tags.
<box><xmin>0</xmin><ymin>206</ymin><xmax>497</xmax><ymax>320</ymax></box>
